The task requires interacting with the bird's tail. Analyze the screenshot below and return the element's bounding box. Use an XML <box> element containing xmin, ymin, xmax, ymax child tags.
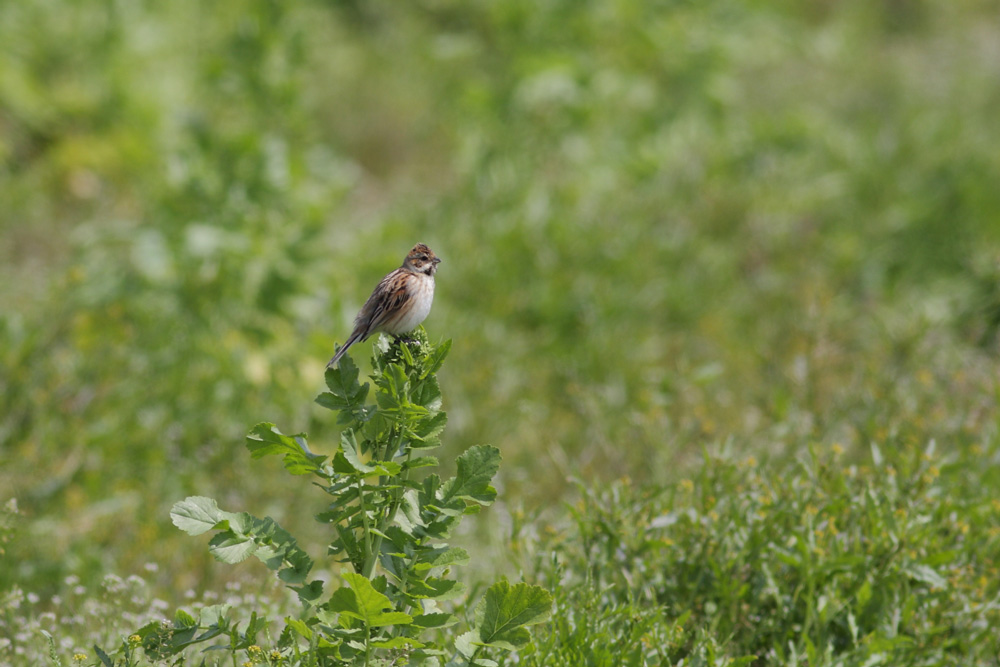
<box><xmin>326</xmin><ymin>330</ymin><xmax>362</xmax><ymax>369</ymax></box>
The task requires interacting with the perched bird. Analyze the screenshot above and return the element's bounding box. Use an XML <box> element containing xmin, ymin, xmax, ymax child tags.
<box><xmin>327</xmin><ymin>243</ymin><xmax>441</xmax><ymax>368</ymax></box>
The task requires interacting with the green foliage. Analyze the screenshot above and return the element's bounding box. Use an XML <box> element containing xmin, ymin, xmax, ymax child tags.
<box><xmin>515</xmin><ymin>443</ymin><xmax>1000</xmax><ymax>666</ymax></box>
<box><xmin>99</xmin><ymin>333</ymin><xmax>550</xmax><ymax>665</ymax></box>
<box><xmin>2</xmin><ymin>0</ymin><xmax>1000</xmax><ymax>664</ymax></box>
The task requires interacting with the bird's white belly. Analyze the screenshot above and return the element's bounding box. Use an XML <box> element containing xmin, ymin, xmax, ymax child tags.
<box><xmin>387</xmin><ymin>276</ymin><xmax>435</xmax><ymax>334</ymax></box>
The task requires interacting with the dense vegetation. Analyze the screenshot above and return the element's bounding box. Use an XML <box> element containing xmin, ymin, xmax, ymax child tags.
<box><xmin>2</xmin><ymin>0</ymin><xmax>1000</xmax><ymax>664</ymax></box>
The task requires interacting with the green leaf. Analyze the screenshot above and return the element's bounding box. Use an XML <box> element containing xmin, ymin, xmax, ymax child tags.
<box><xmin>246</xmin><ymin>423</ymin><xmax>325</xmax><ymax>475</ymax></box>
<box><xmin>208</xmin><ymin>531</ymin><xmax>256</xmax><ymax>563</ymax></box>
<box><xmin>285</xmin><ymin>618</ymin><xmax>313</xmax><ymax>640</ymax></box>
<box><xmin>410</xmin><ymin>412</ymin><xmax>447</xmax><ymax>448</ymax></box>
<box><xmin>410</xmin><ymin>577</ymin><xmax>464</xmax><ymax>601</ymax></box>
<box><xmin>422</xmin><ymin>338</ymin><xmax>451</xmax><ymax>377</ymax></box>
<box><xmin>417</xmin><ymin>547</ymin><xmax>470</xmax><ymax>570</ymax></box>
<box><xmin>455</xmin><ymin>630</ymin><xmax>480</xmax><ymax>660</ymax></box>
<box><xmin>340</xmin><ymin>430</ymin><xmax>402</xmax><ymax>477</ymax></box>
<box><xmin>174</xmin><ymin>608</ymin><xmax>197</xmax><ymax>627</ymax></box>
<box><xmin>329</xmin><ymin>572</ymin><xmax>414</xmax><ymax>628</ymax></box>
<box><xmin>93</xmin><ymin>644</ymin><xmax>113</xmax><ymax>667</ymax></box>
<box><xmin>441</xmin><ymin>445</ymin><xmax>501</xmax><ymax>506</ymax></box>
<box><xmin>371</xmin><ymin>637</ymin><xmax>425</xmax><ymax>649</ymax></box>
<box><xmin>171</xmin><ymin>496</ymin><xmax>231</xmax><ymax>536</ymax></box>
<box><xmin>404</xmin><ymin>456</ymin><xmax>440</xmax><ymax>470</ymax></box>
<box><xmin>473</xmin><ymin>580</ymin><xmax>552</xmax><ymax>651</ymax></box>
<box><xmin>319</xmin><ymin>355</ymin><xmax>370</xmax><ymax>418</ymax></box>
<box><xmin>410</xmin><ymin>612</ymin><xmax>457</xmax><ymax>629</ymax></box>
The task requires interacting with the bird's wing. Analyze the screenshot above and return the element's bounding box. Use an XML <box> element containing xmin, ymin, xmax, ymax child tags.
<box><xmin>357</xmin><ymin>270</ymin><xmax>412</xmax><ymax>341</ymax></box>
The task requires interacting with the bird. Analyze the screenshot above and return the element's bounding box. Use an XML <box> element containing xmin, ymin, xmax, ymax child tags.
<box><xmin>327</xmin><ymin>243</ymin><xmax>441</xmax><ymax>368</ymax></box>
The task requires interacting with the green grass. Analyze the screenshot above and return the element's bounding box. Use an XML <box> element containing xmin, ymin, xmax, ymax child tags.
<box><xmin>2</xmin><ymin>0</ymin><xmax>1000</xmax><ymax>664</ymax></box>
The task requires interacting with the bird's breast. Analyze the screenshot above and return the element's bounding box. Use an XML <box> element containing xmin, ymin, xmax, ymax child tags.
<box><xmin>386</xmin><ymin>275</ymin><xmax>435</xmax><ymax>334</ymax></box>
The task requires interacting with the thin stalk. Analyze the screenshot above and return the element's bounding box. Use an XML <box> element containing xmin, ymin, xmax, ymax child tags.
<box><xmin>358</xmin><ymin>474</ymin><xmax>374</xmax><ymax>576</ymax></box>
<box><xmin>365</xmin><ymin>423</ymin><xmax>409</xmax><ymax>578</ymax></box>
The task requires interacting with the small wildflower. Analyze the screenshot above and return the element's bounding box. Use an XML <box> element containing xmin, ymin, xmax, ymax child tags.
<box><xmin>744</xmin><ymin>456</ymin><xmax>757</xmax><ymax>468</ymax></box>
<box><xmin>679</xmin><ymin>479</ymin><xmax>694</xmax><ymax>493</ymax></box>
<box><xmin>270</xmin><ymin>650</ymin><xmax>282</xmax><ymax>661</ymax></box>
<box><xmin>805</xmin><ymin>504</ymin><xmax>819</xmax><ymax>516</ymax></box>
<box><xmin>73</xmin><ymin>653</ymin><xmax>87</xmax><ymax>663</ymax></box>
<box><xmin>831</xmin><ymin>443</ymin><xmax>844</xmax><ymax>457</ymax></box>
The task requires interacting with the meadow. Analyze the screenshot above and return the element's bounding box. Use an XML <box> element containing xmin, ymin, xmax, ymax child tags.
<box><xmin>2</xmin><ymin>0</ymin><xmax>1000</xmax><ymax>664</ymax></box>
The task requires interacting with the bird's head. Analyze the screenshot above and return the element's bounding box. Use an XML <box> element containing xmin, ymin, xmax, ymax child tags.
<box><xmin>404</xmin><ymin>243</ymin><xmax>441</xmax><ymax>276</ymax></box>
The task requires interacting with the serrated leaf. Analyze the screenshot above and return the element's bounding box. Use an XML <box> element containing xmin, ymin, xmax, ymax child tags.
<box><xmin>174</xmin><ymin>609</ymin><xmax>197</xmax><ymax>627</ymax></box>
<box><xmin>322</xmin><ymin>354</ymin><xmax>368</xmax><ymax>402</ymax></box>
<box><xmin>423</xmin><ymin>339</ymin><xmax>451</xmax><ymax>376</ymax></box>
<box><xmin>410</xmin><ymin>612</ymin><xmax>457</xmax><ymax>629</ymax></box>
<box><xmin>329</xmin><ymin>573</ymin><xmax>413</xmax><ymax>628</ymax></box>
<box><xmin>474</xmin><ymin>581</ymin><xmax>552</xmax><ymax>650</ymax></box>
<box><xmin>171</xmin><ymin>496</ymin><xmax>231</xmax><ymax>535</ymax></box>
<box><xmin>410</xmin><ymin>412</ymin><xmax>447</xmax><ymax>449</ymax></box>
<box><xmin>411</xmin><ymin>577</ymin><xmax>464</xmax><ymax>601</ymax></box>
<box><xmin>209</xmin><ymin>531</ymin><xmax>256</xmax><ymax>563</ymax></box>
<box><xmin>93</xmin><ymin>644</ymin><xmax>113</xmax><ymax>667</ymax></box>
<box><xmin>285</xmin><ymin>617</ymin><xmax>313</xmax><ymax>640</ymax></box>
<box><xmin>339</xmin><ymin>430</ymin><xmax>402</xmax><ymax>477</ymax></box>
<box><xmin>246</xmin><ymin>423</ymin><xmax>325</xmax><ymax>475</ymax></box>
<box><xmin>455</xmin><ymin>630</ymin><xmax>480</xmax><ymax>660</ymax></box>
<box><xmin>290</xmin><ymin>580</ymin><xmax>325</xmax><ymax>606</ymax></box>
<box><xmin>411</xmin><ymin>375</ymin><xmax>442</xmax><ymax>411</ymax></box>
<box><xmin>416</xmin><ymin>547</ymin><xmax>470</xmax><ymax>571</ymax></box>
<box><xmin>404</xmin><ymin>456</ymin><xmax>440</xmax><ymax>470</ymax></box>
<box><xmin>441</xmin><ymin>445</ymin><xmax>501</xmax><ymax>505</ymax></box>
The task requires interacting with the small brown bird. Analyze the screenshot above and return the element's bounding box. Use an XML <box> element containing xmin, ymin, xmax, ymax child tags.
<box><xmin>327</xmin><ymin>243</ymin><xmax>441</xmax><ymax>368</ymax></box>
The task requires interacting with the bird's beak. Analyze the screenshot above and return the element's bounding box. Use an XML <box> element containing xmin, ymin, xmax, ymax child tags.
<box><xmin>433</xmin><ymin>257</ymin><xmax>442</xmax><ymax>264</ymax></box>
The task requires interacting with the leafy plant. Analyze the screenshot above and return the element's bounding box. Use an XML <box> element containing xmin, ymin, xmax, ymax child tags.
<box><xmin>108</xmin><ymin>330</ymin><xmax>550</xmax><ymax>665</ymax></box>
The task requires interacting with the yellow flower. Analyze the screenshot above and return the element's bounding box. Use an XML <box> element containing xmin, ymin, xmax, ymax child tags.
<box><xmin>73</xmin><ymin>655</ymin><xmax>87</xmax><ymax>663</ymax></box>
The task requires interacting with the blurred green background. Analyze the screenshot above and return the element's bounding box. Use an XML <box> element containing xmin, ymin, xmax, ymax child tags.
<box><xmin>2</xmin><ymin>0</ymin><xmax>1000</xmax><ymax>597</ymax></box>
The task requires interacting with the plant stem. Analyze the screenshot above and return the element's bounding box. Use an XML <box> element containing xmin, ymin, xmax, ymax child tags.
<box><xmin>358</xmin><ymin>475</ymin><xmax>374</xmax><ymax>576</ymax></box>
